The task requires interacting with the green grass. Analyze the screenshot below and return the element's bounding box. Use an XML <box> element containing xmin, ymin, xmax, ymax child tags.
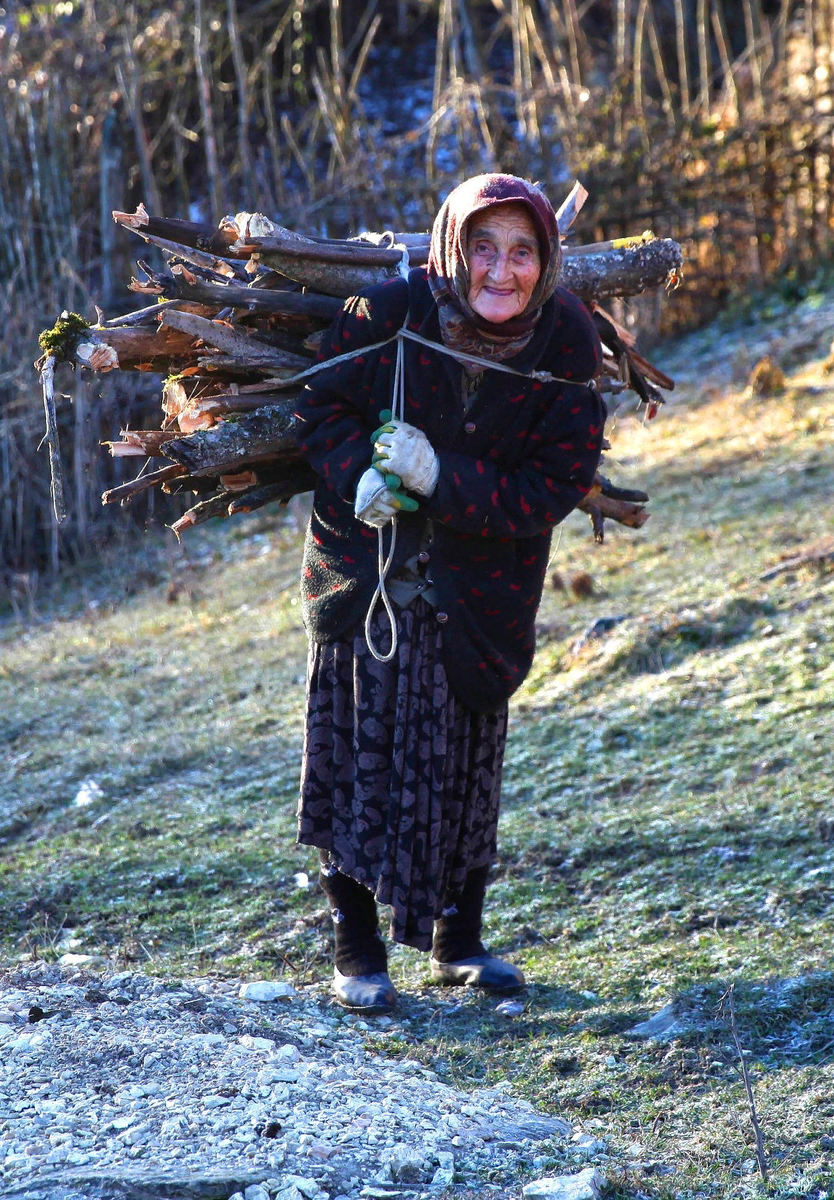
<box><xmin>4</xmin><ymin>308</ymin><xmax>834</xmax><ymax>1198</ymax></box>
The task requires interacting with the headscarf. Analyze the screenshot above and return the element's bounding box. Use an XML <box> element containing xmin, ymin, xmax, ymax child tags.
<box><xmin>426</xmin><ymin>173</ymin><xmax>563</xmax><ymax>363</ymax></box>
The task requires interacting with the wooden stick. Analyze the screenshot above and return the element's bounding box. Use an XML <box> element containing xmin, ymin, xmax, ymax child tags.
<box><xmin>102</xmin><ymin>463</ymin><xmax>188</xmax><ymax>505</ymax></box>
<box><xmin>38</xmin><ymin>356</ymin><xmax>66</xmax><ymax>523</ymax></box>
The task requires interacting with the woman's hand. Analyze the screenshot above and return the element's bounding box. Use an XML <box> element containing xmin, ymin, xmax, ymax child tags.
<box><xmin>354</xmin><ymin>467</ymin><xmax>419</xmax><ymax>527</ymax></box>
<box><xmin>372</xmin><ymin>419</ymin><xmax>440</xmax><ymax>498</ymax></box>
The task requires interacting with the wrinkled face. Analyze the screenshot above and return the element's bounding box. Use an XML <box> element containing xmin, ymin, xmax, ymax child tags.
<box><xmin>465</xmin><ymin>203</ymin><xmax>542</xmax><ymax>324</ymax></box>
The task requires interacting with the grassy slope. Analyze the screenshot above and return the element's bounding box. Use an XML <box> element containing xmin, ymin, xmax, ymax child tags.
<box><xmin>3</xmin><ymin>295</ymin><xmax>834</xmax><ymax>1198</ymax></box>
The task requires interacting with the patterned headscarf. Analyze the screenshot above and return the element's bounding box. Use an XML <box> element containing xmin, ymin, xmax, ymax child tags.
<box><xmin>427</xmin><ymin>173</ymin><xmax>562</xmax><ymax>362</ymax></box>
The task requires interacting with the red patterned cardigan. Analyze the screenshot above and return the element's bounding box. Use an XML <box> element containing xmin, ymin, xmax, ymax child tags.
<box><xmin>295</xmin><ymin>267</ymin><xmax>605</xmax><ymax>713</ymax></box>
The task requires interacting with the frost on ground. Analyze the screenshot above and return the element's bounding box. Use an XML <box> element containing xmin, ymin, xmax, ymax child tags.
<box><xmin>0</xmin><ymin>963</ymin><xmax>571</xmax><ymax>1200</ymax></box>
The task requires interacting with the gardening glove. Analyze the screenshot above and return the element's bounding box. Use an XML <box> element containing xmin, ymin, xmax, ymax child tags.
<box><xmin>354</xmin><ymin>467</ymin><xmax>418</xmax><ymax>528</ymax></box>
<box><xmin>372</xmin><ymin>418</ymin><xmax>440</xmax><ymax>498</ymax></box>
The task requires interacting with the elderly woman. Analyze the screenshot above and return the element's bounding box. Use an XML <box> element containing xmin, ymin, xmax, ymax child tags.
<box><xmin>294</xmin><ymin>174</ymin><xmax>604</xmax><ymax>1013</ymax></box>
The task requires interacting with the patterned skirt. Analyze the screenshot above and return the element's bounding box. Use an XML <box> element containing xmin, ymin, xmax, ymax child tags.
<box><xmin>297</xmin><ymin>598</ymin><xmax>508</xmax><ymax>951</ymax></box>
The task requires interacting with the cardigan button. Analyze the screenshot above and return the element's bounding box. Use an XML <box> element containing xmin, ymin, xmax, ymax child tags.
<box><xmin>417</xmin><ymin>551</ymin><xmax>430</xmax><ymax>564</ymax></box>
<box><xmin>464</xmin><ymin>421</ymin><xmax>477</xmax><ymax>433</ymax></box>
<box><xmin>436</xmin><ymin>611</ymin><xmax>449</xmax><ymax>623</ymax></box>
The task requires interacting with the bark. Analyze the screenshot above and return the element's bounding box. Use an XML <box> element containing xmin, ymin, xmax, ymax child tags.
<box><xmin>558</xmin><ymin>238</ymin><xmax>682</xmax><ymax>301</ymax></box>
<box><xmin>112</xmin><ymin>207</ymin><xmax>683</xmax><ymax>301</ymax></box>
<box><xmin>160</xmin><ymin>400</ymin><xmax>300</xmax><ymax>476</ymax></box>
<box><xmin>102</xmin><ymin>463</ymin><xmax>187</xmax><ymax>504</ymax></box>
<box><xmin>80</xmin><ymin>324</ymin><xmax>204</xmax><ymax>372</ymax></box>
<box><xmin>133</xmin><ymin>272</ymin><xmax>342</xmax><ymax>322</ymax></box>
<box><xmin>160</xmin><ymin>309</ymin><xmax>312</xmax><ymax>369</ymax></box>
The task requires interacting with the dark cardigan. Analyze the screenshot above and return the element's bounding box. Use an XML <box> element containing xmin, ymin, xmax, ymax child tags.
<box><xmin>295</xmin><ymin>268</ymin><xmax>605</xmax><ymax>713</ymax></box>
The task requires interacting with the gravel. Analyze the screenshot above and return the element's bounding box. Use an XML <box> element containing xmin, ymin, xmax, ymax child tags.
<box><xmin>0</xmin><ymin>963</ymin><xmax>571</xmax><ymax>1200</ymax></box>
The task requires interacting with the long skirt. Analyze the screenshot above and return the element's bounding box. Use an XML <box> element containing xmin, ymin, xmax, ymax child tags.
<box><xmin>297</xmin><ymin>598</ymin><xmax>508</xmax><ymax>951</ymax></box>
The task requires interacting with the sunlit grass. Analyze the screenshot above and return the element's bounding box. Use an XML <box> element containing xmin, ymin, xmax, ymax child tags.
<box><xmin>3</xmin><ymin>303</ymin><xmax>834</xmax><ymax>1197</ymax></box>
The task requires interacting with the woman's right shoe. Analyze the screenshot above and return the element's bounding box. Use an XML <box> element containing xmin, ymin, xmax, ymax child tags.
<box><xmin>332</xmin><ymin>967</ymin><xmax>397</xmax><ymax>1014</ymax></box>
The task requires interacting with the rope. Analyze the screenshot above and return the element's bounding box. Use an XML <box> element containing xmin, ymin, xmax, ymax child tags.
<box><xmin>364</xmin><ymin>311</ymin><xmax>408</xmax><ymax>662</ymax></box>
<box><xmin>267</xmin><ymin>313</ymin><xmax>595</xmax><ymax>391</ymax></box>
<box><xmin>330</xmin><ymin>277</ymin><xmax>595</xmax><ymax>662</ymax></box>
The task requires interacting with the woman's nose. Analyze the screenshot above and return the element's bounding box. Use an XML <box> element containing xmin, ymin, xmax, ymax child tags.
<box><xmin>487</xmin><ymin>251</ymin><xmax>512</xmax><ymax>281</ymax></box>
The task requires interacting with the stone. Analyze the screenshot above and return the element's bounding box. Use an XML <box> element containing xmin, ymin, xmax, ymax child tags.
<box><xmin>239</xmin><ymin>982</ymin><xmax>298</xmax><ymax>1002</ymax></box>
<box><xmin>431</xmin><ymin>1151</ymin><xmax>455</xmax><ymax>1187</ymax></box>
<box><xmin>244</xmin><ymin>1186</ymin><xmax>271</xmax><ymax>1200</ymax></box>
<box><xmin>274</xmin><ymin>1186</ymin><xmax>307</xmax><ymax>1200</ymax></box>
<box><xmin>522</xmin><ymin>1168</ymin><xmax>607</xmax><ymax>1200</ymax></box>
<box><xmin>283</xmin><ymin>1174</ymin><xmax>322</xmax><ymax>1197</ymax></box>
<box><xmin>570</xmin><ymin>1134</ymin><xmax>605</xmax><ymax>1156</ymax></box>
<box><xmin>624</xmin><ymin>1002</ymin><xmax>691</xmax><ymax>1042</ymax></box>
<box><xmin>495</xmin><ymin>999</ymin><xmax>525</xmax><ymax>1017</ymax></box>
<box><xmin>382</xmin><ymin>1144</ymin><xmax>433</xmax><ymax>1183</ymax></box>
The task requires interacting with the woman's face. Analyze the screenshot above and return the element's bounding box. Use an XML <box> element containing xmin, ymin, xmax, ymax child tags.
<box><xmin>465</xmin><ymin>203</ymin><xmax>542</xmax><ymax>323</ymax></box>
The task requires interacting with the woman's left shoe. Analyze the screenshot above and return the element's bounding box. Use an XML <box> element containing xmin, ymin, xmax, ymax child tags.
<box><xmin>429</xmin><ymin>953</ymin><xmax>524</xmax><ymax>992</ymax></box>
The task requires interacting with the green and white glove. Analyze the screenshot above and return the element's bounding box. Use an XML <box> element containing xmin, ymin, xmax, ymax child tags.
<box><xmin>372</xmin><ymin>417</ymin><xmax>440</xmax><ymax>498</ymax></box>
<box><xmin>354</xmin><ymin>466</ymin><xmax>419</xmax><ymax>527</ymax></box>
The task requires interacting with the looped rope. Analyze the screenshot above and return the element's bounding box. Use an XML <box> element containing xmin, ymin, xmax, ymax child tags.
<box><xmin>364</xmin><ymin>315</ymin><xmax>408</xmax><ymax>662</ymax></box>
<box><xmin>349</xmin><ymin>280</ymin><xmax>595</xmax><ymax>662</ymax></box>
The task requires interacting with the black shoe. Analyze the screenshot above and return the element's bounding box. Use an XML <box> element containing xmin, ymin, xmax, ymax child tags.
<box><xmin>430</xmin><ymin>953</ymin><xmax>525</xmax><ymax>992</ymax></box>
<box><xmin>333</xmin><ymin>968</ymin><xmax>397</xmax><ymax>1014</ymax></box>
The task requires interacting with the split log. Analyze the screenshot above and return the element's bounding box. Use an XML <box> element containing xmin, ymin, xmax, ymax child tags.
<box><xmin>578</xmin><ymin>484</ymin><xmax>650</xmax><ymax>544</ymax></box>
<box><xmin>160</xmin><ymin>400</ymin><xmax>299</xmax><ymax>476</ymax></box>
<box><xmin>227</xmin><ymin>462</ymin><xmax>318</xmax><ymax>512</ymax></box>
<box><xmin>159</xmin><ymin>309</ymin><xmax>312</xmax><ymax>369</ymax></box>
<box><xmin>76</xmin><ymin>324</ymin><xmax>206</xmax><ymax>372</ymax></box>
<box><xmin>104</xmin><ymin>430</ymin><xmax>179</xmax><ymax>457</ymax></box>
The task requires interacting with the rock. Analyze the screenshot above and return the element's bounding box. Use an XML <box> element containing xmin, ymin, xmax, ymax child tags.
<box><xmin>2</xmin><ymin>1167</ymin><xmax>269</xmax><ymax>1199</ymax></box>
<box><xmin>239</xmin><ymin>981</ymin><xmax>298</xmax><ymax>1002</ymax></box>
<box><xmin>431</xmin><ymin>1151</ymin><xmax>455</xmax><ymax>1187</ymax></box>
<box><xmin>495</xmin><ymin>999</ymin><xmax>525</xmax><ymax>1017</ymax></box>
<box><xmin>283</xmin><ymin>1175</ymin><xmax>321</xmax><ymax>1198</ymax></box>
<box><xmin>624</xmin><ymin>1002</ymin><xmax>691</xmax><ymax>1042</ymax></box>
<box><xmin>382</xmin><ymin>1144</ymin><xmax>432</xmax><ymax>1183</ymax></box>
<box><xmin>571</xmin><ymin>615</ymin><xmax>630</xmax><ymax>653</ymax></box>
<box><xmin>273</xmin><ymin>1187</ymin><xmax>306</xmax><ymax>1200</ymax></box>
<box><xmin>570</xmin><ymin>1134</ymin><xmax>605</xmax><ymax>1156</ymax></box>
<box><xmin>57</xmin><ymin>953</ymin><xmax>104</xmax><ymax>967</ymax></box>
<box><xmin>244</xmin><ymin>1186</ymin><xmax>271</xmax><ymax>1200</ymax></box>
<box><xmin>522</xmin><ymin>1167</ymin><xmax>606</xmax><ymax>1200</ymax></box>
<box><xmin>0</xmin><ymin>962</ymin><xmax>568</xmax><ymax>1200</ymax></box>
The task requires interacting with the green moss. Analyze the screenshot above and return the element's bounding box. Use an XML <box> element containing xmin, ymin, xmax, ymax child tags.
<box><xmin>37</xmin><ymin>311</ymin><xmax>90</xmax><ymax>360</ymax></box>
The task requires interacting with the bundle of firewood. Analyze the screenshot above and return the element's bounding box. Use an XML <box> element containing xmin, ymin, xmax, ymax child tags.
<box><xmin>36</xmin><ymin>185</ymin><xmax>681</xmax><ymax>542</ymax></box>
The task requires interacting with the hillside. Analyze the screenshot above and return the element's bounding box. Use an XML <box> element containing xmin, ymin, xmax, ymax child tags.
<box><xmin>2</xmin><ymin>293</ymin><xmax>834</xmax><ymax>1199</ymax></box>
